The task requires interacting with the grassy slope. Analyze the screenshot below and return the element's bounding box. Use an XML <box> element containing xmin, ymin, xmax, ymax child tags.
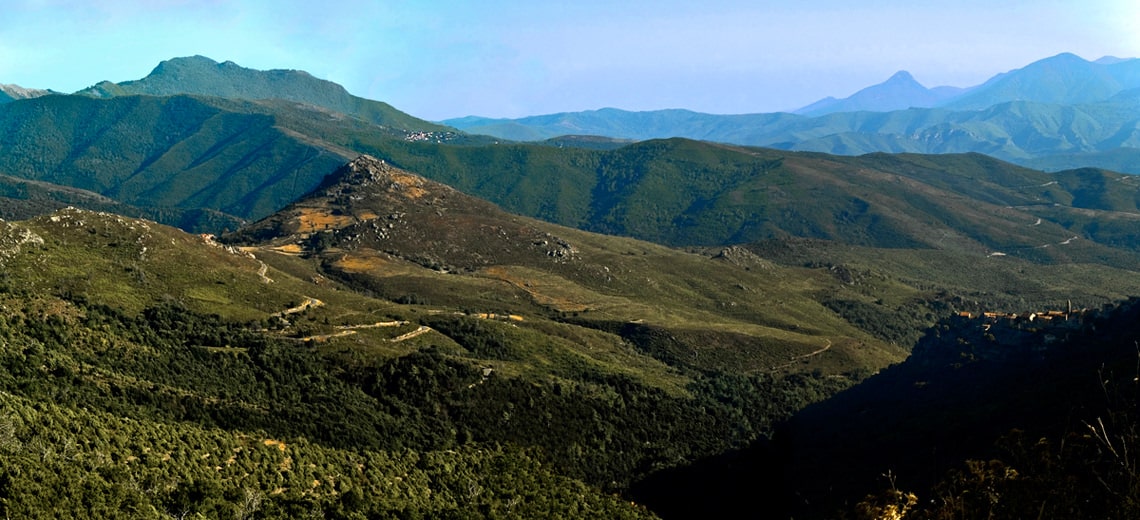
<box><xmin>0</xmin><ymin>206</ymin><xmax>889</xmax><ymax>514</ymax></box>
<box><xmin>225</xmin><ymin>157</ymin><xmax>905</xmax><ymax>380</ymax></box>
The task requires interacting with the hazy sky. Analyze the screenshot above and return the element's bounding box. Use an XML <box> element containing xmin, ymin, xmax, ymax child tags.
<box><xmin>2</xmin><ymin>0</ymin><xmax>1138</xmax><ymax>120</ymax></box>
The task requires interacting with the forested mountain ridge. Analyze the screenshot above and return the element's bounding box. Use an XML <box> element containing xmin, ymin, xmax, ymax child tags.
<box><xmin>76</xmin><ymin>55</ymin><xmax>450</xmax><ymax>133</ymax></box>
<box><xmin>6</xmin><ymin>57</ymin><xmax>1140</xmax><ymax>350</ymax></box>
<box><xmin>0</xmin><ymin>93</ymin><xmax>352</xmax><ymax>230</ymax></box>
<box><xmin>447</xmin><ymin>94</ymin><xmax>1140</xmax><ymax>174</ymax></box>
<box><xmin>13</xmin><ymin>79</ymin><xmax>1140</xmax><ymax>266</ymax></box>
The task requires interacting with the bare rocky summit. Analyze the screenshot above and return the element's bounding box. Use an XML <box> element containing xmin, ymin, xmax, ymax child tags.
<box><xmin>229</xmin><ymin>155</ymin><xmax>580</xmax><ymax>272</ymax></box>
<box><xmin>0</xmin><ymin>83</ymin><xmax>53</xmax><ymax>103</ymax></box>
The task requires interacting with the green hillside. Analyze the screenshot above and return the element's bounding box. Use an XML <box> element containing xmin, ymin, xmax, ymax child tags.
<box><xmin>0</xmin><ymin>229</ymin><xmax>656</xmax><ymax>517</ymax></box>
<box><xmin>364</xmin><ymin>139</ymin><xmax>1140</xmax><ymax>265</ymax></box>
<box><xmin>225</xmin><ymin>155</ymin><xmax>905</xmax><ymax>375</ymax></box>
<box><xmin>0</xmin><ymin>94</ymin><xmax>351</xmax><ymax>226</ymax></box>
<box><xmin>0</xmin><ymin>174</ymin><xmax>244</xmax><ymax>232</ymax></box>
<box><xmin>7</xmin><ymin>87</ymin><xmax>1140</xmax><ymax>272</ymax></box>
<box><xmin>6</xmin><ymin>55</ymin><xmax>1140</xmax><ymax>269</ymax></box>
<box><xmin>0</xmin><ymin>194</ymin><xmax>895</xmax><ymax>517</ymax></box>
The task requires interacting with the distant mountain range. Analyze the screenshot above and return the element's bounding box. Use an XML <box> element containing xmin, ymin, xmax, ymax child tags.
<box><xmin>445</xmin><ymin>53</ymin><xmax>1140</xmax><ymax>174</ymax></box>
<box><xmin>800</xmin><ymin>52</ymin><xmax>1140</xmax><ymax>115</ymax></box>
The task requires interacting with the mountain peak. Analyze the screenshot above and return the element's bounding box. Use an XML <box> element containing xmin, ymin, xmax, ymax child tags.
<box><xmin>1044</xmin><ymin>51</ymin><xmax>1086</xmax><ymax>63</ymax></box>
<box><xmin>320</xmin><ymin>154</ymin><xmax>414</xmax><ymax>192</ymax></box>
<box><xmin>232</xmin><ymin>156</ymin><xmax>581</xmax><ymax>272</ymax></box>
<box><xmin>943</xmin><ymin>51</ymin><xmax>1122</xmax><ymax>109</ymax></box>
<box><xmin>795</xmin><ymin>70</ymin><xmax>940</xmax><ymax>116</ymax></box>
<box><xmin>348</xmin><ymin>153</ymin><xmax>387</xmax><ymax>171</ymax></box>
<box><xmin>886</xmin><ymin>70</ymin><xmax>918</xmax><ymax>83</ymax></box>
<box><xmin>1095</xmin><ymin>55</ymin><xmax>1132</xmax><ymax>65</ymax></box>
<box><xmin>72</xmin><ymin>56</ymin><xmax>449</xmax><ymax>133</ymax></box>
<box><xmin>148</xmin><ymin>55</ymin><xmax>315</xmax><ymax>81</ymax></box>
<box><xmin>153</xmin><ymin>54</ymin><xmax>219</xmax><ymax>68</ymax></box>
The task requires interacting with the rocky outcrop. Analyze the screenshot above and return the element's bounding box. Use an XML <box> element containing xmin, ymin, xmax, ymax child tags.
<box><xmin>0</xmin><ymin>84</ymin><xmax>53</xmax><ymax>103</ymax></box>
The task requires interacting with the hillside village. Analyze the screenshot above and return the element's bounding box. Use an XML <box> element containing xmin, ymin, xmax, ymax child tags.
<box><xmin>917</xmin><ymin>298</ymin><xmax>1140</xmax><ymax>364</ymax></box>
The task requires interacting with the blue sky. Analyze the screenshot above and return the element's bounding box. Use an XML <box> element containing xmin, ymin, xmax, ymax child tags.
<box><xmin>2</xmin><ymin>0</ymin><xmax>1137</xmax><ymax>120</ymax></box>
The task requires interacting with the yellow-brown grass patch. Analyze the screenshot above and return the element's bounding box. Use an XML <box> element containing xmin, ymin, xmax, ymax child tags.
<box><xmin>263</xmin><ymin>439</ymin><xmax>287</xmax><ymax>452</ymax></box>
<box><xmin>389</xmin><ymin>172</ymin><xmax>428</xmax><ymax>199</ymax></box>
<box><xmin>272</xmin><ymin>244</ymin><xmax>304</xmax><ymax>255</ymax></box>
<box><xmin>294</xmin><ymin>208</ymin><xmax>355</xmax><ymax>233</ymax></box>
<box><xmin>332</xmin><ymin>253</ymin><xmax>387</xmax><ymax>273</ymax></box>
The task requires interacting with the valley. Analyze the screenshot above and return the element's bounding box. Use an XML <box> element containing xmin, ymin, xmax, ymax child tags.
<box><xmin>2</xmin><ymin>54</ymin><xmax>1140</xmax><ymax>518</ymax></box>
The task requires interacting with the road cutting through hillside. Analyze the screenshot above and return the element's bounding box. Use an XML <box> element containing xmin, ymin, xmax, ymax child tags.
<box><xmin>770</xmin><ymin>339</ymin><xmax>832</xmax><ymax>371</ymax></box>
<box><xmin>275</xmin><ymin>297</ymin><xmax>323</xmax><ymax>316</ymax></box>
<box><xmin>989</xmin><ymin>234</ymin><xmax>1081</xmax><ymax>257</ymax></box>
<box><xmin>279</xmin><ymin>314</ymin><xmax>521</xmax><ymax>344</ymax></box>
<box><xmin>388</xmin><ymin>326</ymin><xmax>433</xmax><ymax>342</ymax></box>
<box><xmin>287</xmin><ymin>330</ymin><xmax>358</xmax><ymax>343</ymax></box>
<box><xmin>337</xmin><ymin>320</ymin><xmax>409</xmax><ymax>330</ymax></box>
<box><xmin>256</xmin><ymin>260</ymin><xmax>273</xmax><ymax>283</ymax></box>
<box><xmin>288</xmin><ymin>322</ymin><xmax>421</xmax><ymax>343</ymax></box>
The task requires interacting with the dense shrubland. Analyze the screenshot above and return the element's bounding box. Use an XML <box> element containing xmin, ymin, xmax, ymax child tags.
<box><xmin>0</xmin><ymin>287</ymin><xmax>847</xmax><ymax>518</ymax></box>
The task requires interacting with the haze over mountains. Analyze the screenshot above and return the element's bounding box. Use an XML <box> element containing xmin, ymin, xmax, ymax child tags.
<box><xmin>446</xmin><ymin>53</ymin><xmax>1140</xmax><ymax>175</ymax></box>
<box><xmin>793</xmin><ymin>70</ymin><xmax>966</xmax><ymax>116</ymax></box>
<box><xmin>4</xmin><ymin>53</ymin><xmax>1140</xmax><ymax>518</ymax></box>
